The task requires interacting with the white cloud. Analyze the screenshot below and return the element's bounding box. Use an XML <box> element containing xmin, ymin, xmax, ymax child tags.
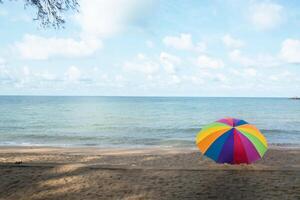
<box><xmin>195</xmin><ymin>42</ymin><xmax>207</xmax><ymax>52</ymax></box>
<box><xmin>249</xmin><ymin>2</ymin><xmax>283</xmax><ymax>30</ymax></box>
<box><xmin>223</xmin><ymin>68</ymin><xmax>261</xmax><ymax>89</ymax></box>
<box><xmin>124</xmin><ymin>52</ymin><xmax>182</xmax><ymax>77</ymax></box>
<box><xmin>229</xmin><ymin>50</ymin><xmax>279</xmax><ymax>68</ymax></box>
<box><xmin>256</xmin><ymin>54</ymin><xmax>280</xmax><ymax>67</ymax></box>
<box><xmin>222</xmin><ymin>34</ymin><xmax>244</xmax><ymax>49</ymax></box>
<box><xmin>229</xmin><ymin>50</ymin><xmax>253</xmax><ymax>66</ymax></box>
<box><xmin>0</xmin><ymin>63</ymin><xmax>14</xmax><ymax>83</ymax></box>
<box><xmin>215</xmin><ymin>74</ymin><xmax>228</xmax><ymax>82</ymax></box>
<box><xmin>182</xmin><ymin>75</ymin><xmax>204</xmax><ymax>85</ymax></box>
<box><xmin>146</xmin><ymin>40</ymin><xmax>154</xmax><ymax>48</ymax></box>
<box><xmin>196</xmin><ymin>55</ymin><xmax>224</xmax><ymax>69</ymax></box>
<box><xmin>35</xmin><ymin>71</ymin><xmax>58</xmax><ymax>81</ymax></box>
<box><xmin>65</xmin><ymin>66</ymin><xmax>81</xmax><ymax>82</ymax></box>
<box><xmin>115</xmin><ymin>74</ymin><xmax>125</xmax><ymax>82</ymax></box>
<box><xmin>14</xmin><ymin>1</ymin><xmax>154</xmax><ymax>60</ymax></box>
<box><xmin>163</xmin><ymin>33</ymin><xmax>206</xmax><ymax>52</ymax></box>
<box><xmin>77</xmin><ymin>0</ymin><xmax>153</xmax><ymax>38</ymax></box>
<box><xmin>0</xmin><ymin>57</ymin><xmax>5</xmax><ymax>65</ymax></box>
<box><xmin>0</xmin><ymin>9</ymin><xmax>8</xmax><ymax>16</ymax></box>
<box><xmin>0</xmin><ymin>63</ymin><xmax>62</xmax><ymax>89</ymax></box>
<box><xmin>168</xmin><ymin>75</ymin><xmax>181</xmax><ymax>85</ymax></box>
<box><xmin>163</xmin><ymin>33</ymin><xmax>194</xmax><ymax>50</ymax></box>
<box><xmin>123</xmin><ymin>54</ymin><xmax>160</xmax><ymax>75</ymax></box>
<box><xmin>21</xmin><ymin>66</ymin><xmax>60</xmax><ymax>83</ymax></box>
<box><xmin>244</xmin><ymin>68</ymin><xmax>257</xmax><ymax>76</ymax></box>
<box><xmin>22</xmin><ymin>66</ymin><xmax>31</xmax><ymax>77</ymax></box>
<box><xmin>280</xmin><ymin>39</ymin><xmax>300</xmax><ymax>64</ymax></box>
<box><xmin>160</xmin><ymin>52</ymin><xmax>181</xmax><ymax>74</ymax></box>
<box><xmin>268</xmin><ymin>71</ymin><xmax>293</xmax><ymax>82</ymax></box>
<box><xmin>269</xmin><ymin>75</ymin><xmax>279</xmax><ymax>81</ymax></box>
<box><xmin>15</xmin><ymin>34</ymin><xmax>102</xmax><ymax>60</ymax></box>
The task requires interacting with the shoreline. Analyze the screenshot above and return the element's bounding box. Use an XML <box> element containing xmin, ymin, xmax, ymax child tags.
<box><xmin>0</xmin><ymin>145</ymin><xmax>299</xmax><ymax>170</ymax></box>
<box><xmin>0</xmin><ymin>143</ymin><xmax>299</xmax><ymax>152</ymax></box>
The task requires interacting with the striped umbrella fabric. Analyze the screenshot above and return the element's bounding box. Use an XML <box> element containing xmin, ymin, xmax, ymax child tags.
<box><xmin>196</xmin><ymin>118</ymin><xmax>268</xmax><ymax>164</ymax></box>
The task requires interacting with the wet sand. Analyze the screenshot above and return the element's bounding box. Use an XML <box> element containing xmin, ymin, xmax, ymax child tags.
<box><xmin>0</xmin><ymin>146</ymin><xmax>299</xmax><ymax>200</ymax></box>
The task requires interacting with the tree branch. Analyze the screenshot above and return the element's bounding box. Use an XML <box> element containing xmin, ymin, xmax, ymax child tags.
<box><xmin>0</xmin><ymin>0</ymin><xmax>79</xmax><ymax>28</ymax></box>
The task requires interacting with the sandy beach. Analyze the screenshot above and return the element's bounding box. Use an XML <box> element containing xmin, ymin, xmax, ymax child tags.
<box><xmin>0</xmin><ymin>146</ymin><xmax>299</xmax><ymax>200</ymax></box>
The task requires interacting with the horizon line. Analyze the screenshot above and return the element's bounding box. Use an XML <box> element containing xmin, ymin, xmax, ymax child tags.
<box><xmin>0</xmin><ymin>94</ymin><xmax>292</xmax><ymax>98</ymax></box>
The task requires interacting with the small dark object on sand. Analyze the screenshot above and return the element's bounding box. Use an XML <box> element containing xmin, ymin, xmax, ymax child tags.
<box><xmin>14</xmin><ymin>161</ymin><xmax>22</xmax><ymax>165</ymax></box>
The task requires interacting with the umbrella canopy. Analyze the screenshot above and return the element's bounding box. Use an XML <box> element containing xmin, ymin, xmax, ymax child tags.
<box><xmin>196</xmin><ymin>117</ymin><xmax>268</xmax><ymax>164</ymax></box>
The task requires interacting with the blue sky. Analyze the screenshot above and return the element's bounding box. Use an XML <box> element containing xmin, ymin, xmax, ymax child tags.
<box><xmin>0</xmin><ymin>0</ymin><xmax>300</xmax><ymax>96</ymax></box>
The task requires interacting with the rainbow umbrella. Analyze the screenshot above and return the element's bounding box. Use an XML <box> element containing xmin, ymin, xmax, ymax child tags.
<box><xmin>196</xmin><ymin>118</ymin><xmax>268</xmax><ymax>164</ymax></box>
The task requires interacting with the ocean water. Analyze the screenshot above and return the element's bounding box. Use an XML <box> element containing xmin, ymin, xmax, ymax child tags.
<box><xmin>0</xmin><ymin>96</ymin><xmax>299</xmax><ymax>147</ymax></box>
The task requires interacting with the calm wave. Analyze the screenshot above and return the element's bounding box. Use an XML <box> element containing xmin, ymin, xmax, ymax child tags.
<box><xmin>0</xmin><ymin>96</ymin><xmax>299</xmax><ymax>147</ymax></box>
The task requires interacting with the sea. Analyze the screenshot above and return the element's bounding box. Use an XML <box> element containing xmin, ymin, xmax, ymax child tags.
<box><xmin>0</xmin><ymin>96</ymin><xmax>299</xmax><ymax>148</ymax></box>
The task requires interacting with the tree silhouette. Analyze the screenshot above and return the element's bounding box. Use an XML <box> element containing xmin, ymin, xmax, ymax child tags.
<box><xmin>0</xmin><ymin>0</ymin><xmax>79</xmax><ymax>28</ymax></box>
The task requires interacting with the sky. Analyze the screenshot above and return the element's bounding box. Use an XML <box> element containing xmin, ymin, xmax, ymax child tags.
<box><xmin>0</xmin><ymin>0</ymin><xmax>300</xmax><ymax>97</ymax></box>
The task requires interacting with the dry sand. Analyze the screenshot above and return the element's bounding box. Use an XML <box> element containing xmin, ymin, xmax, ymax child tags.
<box><xmin>0</xmin><ymin>146</ymin><xmax>299</xmax><ymax>200</ymax></box>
